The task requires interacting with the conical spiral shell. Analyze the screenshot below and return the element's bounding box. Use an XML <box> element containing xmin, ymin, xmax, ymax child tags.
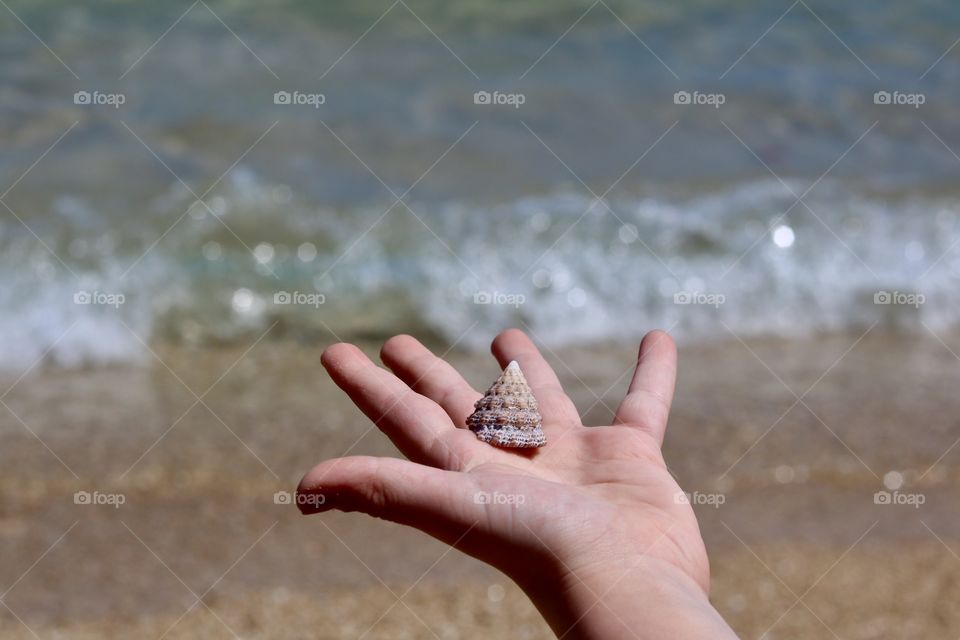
<box><xmin>466</xmin><ymin>361</ymin><xmax>546</xmax><ymax>448</ymax></box>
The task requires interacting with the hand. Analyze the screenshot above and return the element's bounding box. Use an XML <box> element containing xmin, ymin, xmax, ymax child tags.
<box><xmin>298</xmin><ymin>329</ymin><xmax>736</xmax><ymax>639</ymax></box>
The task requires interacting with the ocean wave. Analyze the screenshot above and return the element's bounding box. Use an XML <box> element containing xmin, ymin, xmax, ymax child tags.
<box><xmin>2</xmin><ymin>173</ymin><xmax>958</xmax><ymax>369</ymax></box>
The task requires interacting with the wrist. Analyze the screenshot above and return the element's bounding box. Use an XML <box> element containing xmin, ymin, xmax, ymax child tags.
<box><xmin>514</xmin><ymin>553</ymin><xmax>736</xmax><ymax>640</ymax></box>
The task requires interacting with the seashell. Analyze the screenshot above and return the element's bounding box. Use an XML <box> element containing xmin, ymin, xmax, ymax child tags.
<box><xmin>467</xmin><ymin>361</ymin><xmax>546</xmax><ymax>448</ymax></box>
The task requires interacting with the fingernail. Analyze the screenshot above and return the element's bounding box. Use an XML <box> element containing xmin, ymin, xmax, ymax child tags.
<box><xmin>296</xmin><ymin>488</ymin><xmax>329</xmax><ymax>515</ymax></box>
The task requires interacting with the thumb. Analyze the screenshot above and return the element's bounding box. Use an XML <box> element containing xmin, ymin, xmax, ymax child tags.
<box><xmin>297</xmin><ymin>456</ymin><xmax>480</xmax><ymax>543</ymax></box>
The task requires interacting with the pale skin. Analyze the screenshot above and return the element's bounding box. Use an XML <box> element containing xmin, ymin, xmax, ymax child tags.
<box><xmin>297</xmin><ymin>329</ymin><xmax>738</xmax><ymax>639</ymax></box>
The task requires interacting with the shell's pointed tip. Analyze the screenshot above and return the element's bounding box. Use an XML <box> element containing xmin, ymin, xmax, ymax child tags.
<box><xmin>506</xmin><ymin>360</ymin><xmax>520</xmax><ymax>371</ymax></box>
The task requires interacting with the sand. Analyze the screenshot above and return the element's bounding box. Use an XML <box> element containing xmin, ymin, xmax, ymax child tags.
<box><xmin>2</xmin><ymin>330</ymin><xmax>959</xmax><ymax>638</ymax></box>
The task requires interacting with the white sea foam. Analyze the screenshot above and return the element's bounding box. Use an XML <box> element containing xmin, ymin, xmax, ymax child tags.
<box><xmin>1</xmin><ymin>177</ymin><xmax>957</xmax><ymax>370</ymax></box>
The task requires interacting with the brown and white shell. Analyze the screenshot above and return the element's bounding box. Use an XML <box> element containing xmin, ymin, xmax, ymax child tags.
<box><xmin>466</xmin><ymin>361</ymin><xmax>546</xmax><ymax>448</ymax></box>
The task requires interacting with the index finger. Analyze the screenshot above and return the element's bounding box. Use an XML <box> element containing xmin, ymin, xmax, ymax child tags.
<box><xmin>321</xmin><ymin>343</ymin><xmax>481</xmax><ymax>469</ymax></box>
<box><xmin>380</xmin><ymin>334</ymin><xmax>482</xmax><ymax>426</ymax></box>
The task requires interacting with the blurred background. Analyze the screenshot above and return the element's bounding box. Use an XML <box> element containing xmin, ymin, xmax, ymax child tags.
<box><xmin>2</xmin><ymin>1</ymin><xmax>960</xmax><ymax>637</ymax></box>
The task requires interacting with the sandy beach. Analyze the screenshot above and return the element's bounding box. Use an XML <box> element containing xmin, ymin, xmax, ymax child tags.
<box><xmin>4</xmin><ymin>1</ymin><xmax>960</xmax><ymax>637</ymax></box>
<box><xmin>2</xmin><ymin>331</ymin><xmax>959</xmax><ymax>638</ymax></box>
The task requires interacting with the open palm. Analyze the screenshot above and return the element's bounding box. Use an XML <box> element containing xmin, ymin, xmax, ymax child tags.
<box><xmin>298</xmin><ymin>329</ymin><xmax>710</xmax><ymax>606</ymax></box>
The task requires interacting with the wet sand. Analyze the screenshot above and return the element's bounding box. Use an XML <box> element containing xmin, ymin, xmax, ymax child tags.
<box><xmin>2</xmin><ymin>330</ymin><xmax>960</xmax><ymax>638</ymax></box>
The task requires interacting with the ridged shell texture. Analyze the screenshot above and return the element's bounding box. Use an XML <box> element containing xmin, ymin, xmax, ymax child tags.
<box><xmin>466</xmin><ymin>361</ymin><xmax>546</xmax><ymax>448</ymax></box>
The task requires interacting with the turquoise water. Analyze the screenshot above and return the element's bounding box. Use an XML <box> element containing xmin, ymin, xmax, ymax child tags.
<box><xmin>2</xmin><ymin>1</ymin><xmax>959</xmax><ymax>366</ymax></box>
